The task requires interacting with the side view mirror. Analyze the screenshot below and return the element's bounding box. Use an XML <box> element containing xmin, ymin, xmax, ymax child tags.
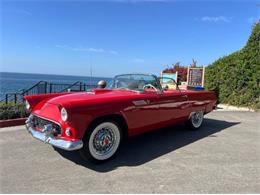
<box><xmin>98</xmin><ymin>80</ymin><xmax>106</xmax><ymax>88</ymax></box>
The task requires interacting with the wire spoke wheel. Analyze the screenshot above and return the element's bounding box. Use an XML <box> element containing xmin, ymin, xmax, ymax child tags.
<box><xmin>191</xmin><ymin>111</ymin><xmax>204</xmax><ymax>128</ymax></box>
<box><xmin>185</xmin><ymin>111</ymin><xmax>204</xmax><ymax>130</ymax></box>
<box><xmin>88</xmin><ymin>122</ymin><xmax>121</xmax><ymax>161</ymax></box>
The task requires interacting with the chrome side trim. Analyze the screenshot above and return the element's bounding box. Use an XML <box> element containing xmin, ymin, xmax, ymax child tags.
<box><xmin>132</xmin><ymin>100</ymin><xmax>148</xmax><ymax>106</ymax></box>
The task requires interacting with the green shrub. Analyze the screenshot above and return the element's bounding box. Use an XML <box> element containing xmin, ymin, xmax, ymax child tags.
<box><xmin>205</xmin><ymin>21</ymin><xmax>260</xmax><ymax>109</ymax></box>
<box><xmin>0</xmin><ymin>103</ymin><xmax>29</xmax><ymax>120</ymax></box>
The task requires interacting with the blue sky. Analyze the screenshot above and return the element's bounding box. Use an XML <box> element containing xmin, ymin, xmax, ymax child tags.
<box><xmin>1</xmin><ymin>0</ymin><xmax>259</xmax><ymax>77</ymax></box>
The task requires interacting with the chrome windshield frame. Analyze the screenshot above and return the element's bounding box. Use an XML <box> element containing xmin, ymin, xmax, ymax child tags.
<box><xmin>109</xmin><ymin>73</ymin><xmax>163</xmax><ymax>94</ymax></box>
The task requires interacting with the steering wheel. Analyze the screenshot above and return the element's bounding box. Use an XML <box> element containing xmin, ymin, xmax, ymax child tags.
<box><xmin>143</xmin><ymin>84</ymin><xmax>157</xmax><ymax>91</ymax></box>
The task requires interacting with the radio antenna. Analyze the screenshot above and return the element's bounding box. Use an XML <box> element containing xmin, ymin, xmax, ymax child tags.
<box><xmin>89</xmin><ymin>54</ymin><xmax>93</xmax><ymax>85</ymax></box>
<box><xmin>90</xmin><ymin>63</ymin><xmax>93</xmax><ymax>84</ymax></box>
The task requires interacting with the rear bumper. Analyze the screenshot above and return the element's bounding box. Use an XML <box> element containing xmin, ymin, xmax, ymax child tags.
<box><xmin>25</xmin><ymin>116</ymin><xmax>83</xmax><ymax>151</ymax></box>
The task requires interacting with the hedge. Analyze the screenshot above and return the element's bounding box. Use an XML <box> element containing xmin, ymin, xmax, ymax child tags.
<box><xmin>205</xmin><ymin>20</ymin><xmax>260</xmax><ymax>109</ymax></box>
<box><xmin>0</xmin><ymin>103</ymin><xmax>29</xmax><ymax>120</ymax></box>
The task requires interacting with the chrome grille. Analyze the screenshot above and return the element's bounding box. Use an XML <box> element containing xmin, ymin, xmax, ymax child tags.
<box><xmin>32</xmin><ymin>115</ymin><xmax>61</xmax><ymax>136</ymax></box>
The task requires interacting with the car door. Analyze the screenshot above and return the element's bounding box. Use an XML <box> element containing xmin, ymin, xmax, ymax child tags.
<box><xmin>121</xmin><ymin>74</ymin><xmax>163</xmax><ymax>136</ymax></box>
<box><xmin>158</xmin><ymin>89</ymin><xmax>190</xmax><ymax>125</ymax></box>
<box><xmin>125</xmin><ymin>92</ymin><xmax>162</xmax><ymax>136</ymax></box>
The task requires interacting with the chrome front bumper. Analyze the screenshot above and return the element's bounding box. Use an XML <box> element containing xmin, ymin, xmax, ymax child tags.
<box><xmin>25</xmin><ymin>115</ymin><xmax>83</xmax><ymax>151</ymax></box>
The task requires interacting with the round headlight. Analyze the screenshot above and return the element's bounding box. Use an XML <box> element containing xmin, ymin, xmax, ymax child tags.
<box><xmin>25</xmin><ymin>100</ymin><xmax>30</xmax><ymax>110</ymax></box>
<box><xmin>61</xmin><ymin>107</ymin><xmax>68</xmax><ymax>121</ymax></box>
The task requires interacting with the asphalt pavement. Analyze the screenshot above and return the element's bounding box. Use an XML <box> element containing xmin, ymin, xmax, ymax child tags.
<box><xmin>0</xmin><ymin>111</ymin><xmax>259</xmax><ymax>193</ymax></box>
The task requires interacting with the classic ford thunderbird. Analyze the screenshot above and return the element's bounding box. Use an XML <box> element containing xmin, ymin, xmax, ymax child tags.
<box><xmin>25</xmin><ymin>74</ymin><xmax>216</xmax><ymax>162</ymax></box>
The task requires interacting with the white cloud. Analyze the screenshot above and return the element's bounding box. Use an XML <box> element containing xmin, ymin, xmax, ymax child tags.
<box><xmin>55</xmin><ymin>45</ymin><xmax>118</xmax><ymax>55</ymax></box>
<box><xmin>55</xmin><ymin>45</ymin><xmax>70</xmax><ymax>49</ymax></box>
<box><xmin>88</xmin><ymin>48</ymin><xmax>105</xmax><ymax>53</ymax></box>
<box><xmin>108</xmin><ymin>50</ymin><xmax>119</xmax><ymax>55</ymax></box>
<box><xmin>201</xmin><ymin>16</ymin><xmax>232</xmax><ymax>23</ymax></box>
<box><xmin>133</xmin><ymin>58</ymin><xmax>145</xmax><ymax>63</ymax></box>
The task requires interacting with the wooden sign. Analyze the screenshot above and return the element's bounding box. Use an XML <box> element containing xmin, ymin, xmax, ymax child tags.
<box><xmin>187</xmin><ymin>67</ymin><xmax>205</xmax><ymax>87</ymax></box>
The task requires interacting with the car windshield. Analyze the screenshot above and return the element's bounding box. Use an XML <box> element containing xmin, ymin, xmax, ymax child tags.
<box><xmin>108</xmin><ymin>74</ymin><xmax>161</xmax><ymax>92</ymax></box>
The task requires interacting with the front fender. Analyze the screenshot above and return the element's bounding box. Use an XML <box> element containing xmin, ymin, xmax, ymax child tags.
<box><xmin>24</xmin><ymin>92</ymin><xmax>73</xmax><ymax>111</ymax></box>
<box><xmin>67</xmin><ymin>101</ymin><xmax>131</xmax><ymax>139</ymax></box>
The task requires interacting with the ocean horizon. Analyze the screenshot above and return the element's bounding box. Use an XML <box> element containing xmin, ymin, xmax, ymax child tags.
<box><xmin>0</xmin><ymin>72</ymin><xmax>112</xmax><ymax>97</ymax></box>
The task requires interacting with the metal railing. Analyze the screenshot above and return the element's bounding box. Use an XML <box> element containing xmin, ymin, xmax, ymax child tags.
<box><xmin>0</xmin><ymin>81</ymin><xmax>97</xmax><ymax>104</ymax></box>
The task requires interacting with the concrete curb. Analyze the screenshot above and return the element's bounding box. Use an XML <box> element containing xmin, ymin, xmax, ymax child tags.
<box><xmin>0</xmin><ymin>118</ymin><xmax>27</xmax><ymax>128</ymax></box>
<box><xmin>216</xmin><ymin>104</ymin><xmax>255</xmax><ymax>112</ymax></box>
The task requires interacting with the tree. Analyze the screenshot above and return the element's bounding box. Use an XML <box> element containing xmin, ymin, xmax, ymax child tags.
<box><xmin>162</xmin><ymin>60</ymin><xmax>200</xmax><ymax>83</ymax></box>
<box><xmin>205</xmin><ymin>20</ymin><xmax>260</xmax><ymax>109</ymax></box>
<box><xmin>190</xmin><ymin>59</ymin><xmax>197</xmax><ymax>67</ymax></box>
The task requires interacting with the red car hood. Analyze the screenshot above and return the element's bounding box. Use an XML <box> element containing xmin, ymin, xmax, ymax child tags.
<box><xmin>46</xmin><ymin>89</ymin><xmax>139</xmax><ymax>106</ymax></box>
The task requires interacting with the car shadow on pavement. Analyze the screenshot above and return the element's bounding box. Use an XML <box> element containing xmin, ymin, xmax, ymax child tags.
<box><xmin>54</xmin><ymin>118</ymin><xmax>239</xmax><ymax>172</ymax></box>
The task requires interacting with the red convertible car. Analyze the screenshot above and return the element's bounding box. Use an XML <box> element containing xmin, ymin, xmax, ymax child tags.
<box><xmin>25</xmin><ymin>74</ymin><xmax>216</xmax><ymax>163</ymax></box>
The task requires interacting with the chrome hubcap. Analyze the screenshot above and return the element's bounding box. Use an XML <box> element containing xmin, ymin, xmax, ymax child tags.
<box><xmin>89</xmin><ymin>122</ymin><xmax>121</xmax><ymax>160</ymax></box>
<box><xmin>191</xmin><ymin>111</ymin><xmax>203</xmax><ymax>128</ymax></box>
<box><xmin>93</xmin><ymin>127</ymin><xmax>115</xmax><ymax>155</ymax></box>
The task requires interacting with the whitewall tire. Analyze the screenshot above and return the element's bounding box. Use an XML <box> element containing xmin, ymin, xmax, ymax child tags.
<box><xmin>185</xmin><ymin>111</ymin><xmax>204</xmax><ymax>130</ymax></box>
<box><xmin>80</xmin><ymin>120</ymin><xmax>121</xmax><ymax>163</ymax></box>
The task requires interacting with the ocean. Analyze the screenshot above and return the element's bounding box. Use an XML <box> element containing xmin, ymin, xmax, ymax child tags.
<box><xmin>0</xmin><ymin>72</ymin><xmax>111</xmax><ymax>97</ymax></box>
